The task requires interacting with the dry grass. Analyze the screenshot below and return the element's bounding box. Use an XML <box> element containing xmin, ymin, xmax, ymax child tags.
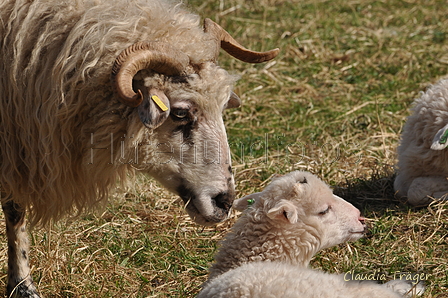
<box><xmin>1</xmin><ymin>0</ymin><xmax>448</xmax><ymax>297</ymax></box>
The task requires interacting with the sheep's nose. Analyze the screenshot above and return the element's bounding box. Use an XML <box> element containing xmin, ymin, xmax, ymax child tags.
<box><xmin>212</xmin><ymin>192</ymin><xmax>233</xmax><ymax>214</ymax></box>
<box><xmin>358</xmin><ymin>216</ymin><xmax>367</xmax><ymax>233</ymax></box>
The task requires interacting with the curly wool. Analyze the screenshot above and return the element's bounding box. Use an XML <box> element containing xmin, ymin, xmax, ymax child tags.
<box><xmin>200</xmin><ymin>172</ymin><xmax>422</xmax><ymax>298</ymax></box>
<box><xmin>198</xmin><ymin>262</ymin><xmax>415</xmax><ymax>298</ymax></box>
<box><xmin>0</xmin><ymin>0</ymin><xmax>228</xmax><ymax>226</ymax></box>
<box><xmin>208</xmin><ymin>213</ymin><xmax>321</xmax><ymax>280</ymax></box>
<box><xmin>207</xmin><ymin>172</ymin><xmax>327</xmax><ymax>280</ymax></box>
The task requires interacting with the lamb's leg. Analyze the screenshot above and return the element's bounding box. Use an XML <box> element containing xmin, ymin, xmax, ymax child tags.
<box><xmin>1</xmin><ymin>199</ymin><xmax>40</xmax><ymax>298</ymax></box>
<box><xmin>407</xmin><ymin>176</ymin><xmax>448</xmax><ymax>206</ymax></box>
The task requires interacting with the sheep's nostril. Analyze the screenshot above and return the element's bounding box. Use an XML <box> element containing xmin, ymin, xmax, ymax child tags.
<box><xmin>359</xmin><ymin>217</ymin><xmax>367</xmax><ymax>232</ymax></box>
<box><xmin>212</xmin><ymin>192</ymin><xmax>232</xmax><ymax>213</ymax></box>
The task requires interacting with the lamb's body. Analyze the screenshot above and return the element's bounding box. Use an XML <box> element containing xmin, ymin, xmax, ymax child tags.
<box><xmin>0</xmin><ymin>0</ymin><xmax>278</xmax><ymax>296</ymax></box>
<box><xmin>200</xmin><ymin>262</ymin><xmax>413</xmax><ymax>298</ymax></box>
<box><xmin>394</xmin><ymin>78</ymin><xmax>448</xmax><ymax>206</ymax></box>
<box><xmin>199</xmin><ymin>171</ymin><xmax>422</xmax><ymax>298</ymax></box>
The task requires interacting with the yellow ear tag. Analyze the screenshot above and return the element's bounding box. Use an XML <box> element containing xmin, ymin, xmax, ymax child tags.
<box><xmin>151</xmin><ymin>95</ymin><xmax>168</xmax><ymax>112</ymax></box>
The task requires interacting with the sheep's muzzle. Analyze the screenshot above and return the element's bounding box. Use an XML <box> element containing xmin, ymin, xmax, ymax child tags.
<box><xmin>177</xmin><ymin>185</ymin><xmax>234</xmax><ymax>226</ymax></box>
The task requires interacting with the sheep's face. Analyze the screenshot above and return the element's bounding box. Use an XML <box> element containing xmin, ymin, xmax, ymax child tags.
<box><xmin>310</xmin><ymin>194</ymin><xmax>365</xmax><ymax>250</ymax></box>
<box><xmin>235</xmin><ymin>171</ymin><xmax>366</xmax><ymax>250</ymax></box>
<box><xmin>133</xmin><ymin>65</ymin><xmax>237</xmax><ymax>226</ymax></box>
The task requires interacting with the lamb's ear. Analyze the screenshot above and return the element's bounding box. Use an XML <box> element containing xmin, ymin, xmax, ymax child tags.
<box><xmin>431</xmin><ymin>123</ymin><xmax>448</xmax><ymax>150</ymax></box>
<box><xmin>138</xmin><ymin>88</ymin><xmax>170</xmax><ymax>130</ymax></box>
<box><xmin>233</xmin><ymin>192</ymin><xmax>262</xmax><ymax>211</ymax></box>
<box><xmin>267</xmin><ymin>200</ymin><xmax>299</xmax><ymax>224</ymax></box>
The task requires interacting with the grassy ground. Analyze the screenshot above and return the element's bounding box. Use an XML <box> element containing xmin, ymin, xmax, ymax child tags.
<box><xmin>1</xmin><ymin>0</ymin><xmax>448</xmax><ymax>297</ymax></box>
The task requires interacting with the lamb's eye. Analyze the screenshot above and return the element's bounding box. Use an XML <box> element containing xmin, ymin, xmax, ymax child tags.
<box><xmin>318</xmin><ymin>206</ymin><xmax>331</xmax><ymax>216</ymax></box>
<box><xmin>171</xmin><ymin>108</ymin><xmax>189</xmax><ymax>121</ymax></box>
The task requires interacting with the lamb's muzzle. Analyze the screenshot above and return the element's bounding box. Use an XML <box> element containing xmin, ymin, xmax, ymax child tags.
<box><xmin>354</xmin><ymin>216</ymin><xmax>367</xmax><ymax>233</ymax></box>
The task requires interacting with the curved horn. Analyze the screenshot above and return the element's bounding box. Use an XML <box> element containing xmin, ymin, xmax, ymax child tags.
<box><xmin>111</xmin><ymin>42</ymin><xmax>190</xmax><ymax>107</ymax></box>
<box><xmin>204</xmin><ymin>18</ymin><xmax>279</xmax><ymax>63</ymax></box>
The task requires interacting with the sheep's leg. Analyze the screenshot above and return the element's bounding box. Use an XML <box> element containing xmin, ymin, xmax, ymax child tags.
<box><xmin>407</xmin><ymin>176</ymin><xmax>448</xmax><ymax>206</ymax></box>
<box><xmin>1</xmin><ymin>199</ymin><xmax>40</xmax><ymax>298</ymax></box>
<box><xmin>393</xmin><ymin>173</ymin><xmax>411</xmax><ymax>199</ymax></box>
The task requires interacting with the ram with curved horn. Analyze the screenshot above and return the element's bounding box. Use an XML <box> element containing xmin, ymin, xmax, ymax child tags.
<box><xmin>0</xmin><ymin>0</ymin><xmax>279</xmax><ymax>296</ymax></box>
<box><xmin>204</xmin><ymin>18</ymin><xmax>280</xmax><ymax>63</ymax></box>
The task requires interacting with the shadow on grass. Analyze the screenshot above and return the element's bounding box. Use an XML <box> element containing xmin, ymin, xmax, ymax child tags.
<box><xmin>332</xmin><ymin>168</ymin><xmax>416</xmax><ymax>216</ymax></box>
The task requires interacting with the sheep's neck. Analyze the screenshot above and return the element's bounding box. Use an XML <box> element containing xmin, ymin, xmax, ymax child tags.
<box><xmin>208</xmin><ymin>217</ymin><xmax>321</xmax><ymax>280</ymax></box>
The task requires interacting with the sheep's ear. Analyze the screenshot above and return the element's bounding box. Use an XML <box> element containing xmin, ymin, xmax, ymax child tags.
<box><xmin>225</xmin><ymin>91</ymin><xmax>241</xmax><ymax>109</ymax></box>
<box><xmin>431</xmin><ymin>123</ymin><xmax>448</xmax><ymax>150</ymax></box>
<box><xmin>267</xmin><ymin>200</ymin><xmax>299</xmax><ymax>224</ymax></box>
<box><xmin>233</xmin><ymin>192</ymin><xmax>262</xmax><ymax>211</ymax></box>
<box><xmin>138</xmin><ymin>88</ymin><xmax>170</xmax><ymax>130</ymax></box>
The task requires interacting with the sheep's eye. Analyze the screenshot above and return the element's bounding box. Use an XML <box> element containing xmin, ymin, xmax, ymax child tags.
<box><xmin>171</xmin><ymin>108</ymin><xmax>189</xmax><ymax>121</ymax></box>
<box><xmin>318</xmin><ymin>206</ymin><xmax>331</xmax><ymax>216</ymax></box>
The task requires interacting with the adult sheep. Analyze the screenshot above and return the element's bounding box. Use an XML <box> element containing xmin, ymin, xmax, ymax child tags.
<box><xmin>198</xmin><ymin>171</ymin><xmax>423</xmax><ymax>298</ymax></box>
<box><xmin>394</xmin><ymin>78</ymin><xmax>448</xmax><ymax>206</ymax></box>
<box><xmin>0</xmin><ymin>0</ymin><xmax>279</xmax><ymax>296</ymax></box>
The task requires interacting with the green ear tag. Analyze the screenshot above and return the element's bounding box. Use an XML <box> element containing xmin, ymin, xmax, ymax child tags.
<box><xmin>440</xmin><ymin>129</ymin><xmax>448</xmax><ymax>144</ymax></box>
<box><xmin>247</xmin><ymin>198</ymin><xmax>255</xmax><ymax>206</ymax></box>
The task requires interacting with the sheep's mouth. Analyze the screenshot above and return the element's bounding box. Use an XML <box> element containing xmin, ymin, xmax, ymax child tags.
<box><xmin>350</xmin><ymin>230</ymin><xmax>366</xmax><ymax>235</ymax></box>
<box><xmin>348</xmin><ymin>227</ymin><xmax>367</xmax><ymax>240</ymax></box>
<box><xmin>351</xmin><ymin>225</ymin><xmax>367</xmax><ymax>233</ymax></box>
<box><xmin>177</xmin><ymin>185</ymin><xmax>232</xmax><ymax>226</ymax></box>
<box><xmin>183</xmin><ymin>200</ymin><xmax>229</xmax><ymax>226</ymax></box>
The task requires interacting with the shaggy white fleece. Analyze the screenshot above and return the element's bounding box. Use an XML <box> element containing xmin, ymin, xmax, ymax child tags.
<box><xmin>199</xmin><ymin>262</ymin><xmax>422</xmax><ymax>298</ymax></box>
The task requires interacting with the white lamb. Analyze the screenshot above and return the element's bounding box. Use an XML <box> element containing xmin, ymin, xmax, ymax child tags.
<box><xmin>395</xmin><ymin>78</ymin><xmax>448</xmax><ymax>206</ymax></box>
<box><xmin>198</xmin><ymin>171</ymin><xmax>424</xmax><ymax>298</ymax></box>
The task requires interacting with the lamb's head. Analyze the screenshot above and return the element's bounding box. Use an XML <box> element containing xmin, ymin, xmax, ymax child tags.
<box><xmin>234</xmin><ymin>171</ymin><xmax>366</xmax><ymax>251</ymax></box>
<box><xmin>109</xmin><ymin>20</ymin><xmax>279</xmax><ymax>226</ymax></box>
